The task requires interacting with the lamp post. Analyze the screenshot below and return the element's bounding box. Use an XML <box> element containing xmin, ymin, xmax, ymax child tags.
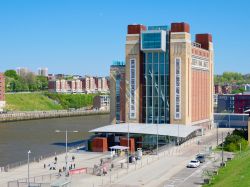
<box><xmin>27</xmin><ymin>150</ymin><xmax>31</xmax><ymax>187</ymax></box>
<box><xmin>127</xmin><ymin>123</ymin><xmax>130</xmax><ymax>170</ymax></box>
<box><xmin>55</xmin><ymin>129</ymin><xmax>78</xmax><ymax>176</ymax></box>
<box><xmin>216</xmin><ymin>123</ymin><xmax>219</xmax><ymax>146</ymax></box>
<box><xmin>156</xmin><ymin>123</ymin><xmax>159</xmax><ymax>155</ymax></box>
<box><xmin>239</xmin><ymin>142</ymin><xmax>242</xmax><ymax>154</ymax></box>
<box><xmin>221</xmin><ymin>132</ymin><xmax>224</xmax><ymax>165</ymax></box>
<box><xmin>177</xmin><ymin>124</ymin><xmax>180</xmax><ymax>146</ymax></box>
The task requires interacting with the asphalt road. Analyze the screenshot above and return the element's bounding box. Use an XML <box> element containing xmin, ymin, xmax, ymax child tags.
<box><xmin>162</xmin><ymin>128</ymin><xmax>233</xmax><ymax>187</ymax></box>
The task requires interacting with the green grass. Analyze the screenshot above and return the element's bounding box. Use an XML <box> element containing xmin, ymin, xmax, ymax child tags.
<box><xmin>204</xmin><ymin>149</ymin><xmax>250</xmax><ymax>187</ymax></box>
<box><xmin>45</xmin><ymin>93</ymin><xmax>96</xmax><ymax>109</ymax></box>
<box><xmin>5</xmin><ymin>93</ymin><xmax>63</xmax><ymax>111</ymax></box>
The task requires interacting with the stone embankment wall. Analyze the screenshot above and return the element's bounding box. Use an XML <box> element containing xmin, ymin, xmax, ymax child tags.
<box><xmin>0</xmin><ymin>109</ymin><xmax>109</xmax><ymax>122</ymax></box>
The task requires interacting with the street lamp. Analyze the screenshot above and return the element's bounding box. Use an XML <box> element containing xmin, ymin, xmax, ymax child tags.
<box><xmin>216</xmin><ymin>123</ymin><xmax>219</xmax><ymax>146</ymax></box>
<box><xmin>177</xmin><ymin>124</ymin><xmax>180</xmax><ymax>146</ymax></box>
<box><xmin>55</xmin><ymin>129</ymin><xmax>78</xmax><ymax>176</ymax></box>
<box><xmin>156</xmin><ymin>123</ymin><xmax>159</xmax><ymax>155</ymax></box>
<box><xmin>239</xmin><ymin>142</ymin><xmax>242</xmax><ymax>154</ymax></box>
<box><xmin>27</xmin><ymin>150</ymin><xmax>31</xmax><ymax>187</ymax></box>
<box><xmin>221</xmin><ymin>132</ymin><xmax>224</xmax><ymax>165</ymax></box>
<box><xmin>127</xmin><ymin>123</ymin><xmax>130</xmax><ymax>170</ymax></box>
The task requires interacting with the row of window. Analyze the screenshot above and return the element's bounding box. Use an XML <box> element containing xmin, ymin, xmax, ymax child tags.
<box><xmin>175</xmin><ymin>58</ymin><xmax>181</xmax><ymax>119</ymax></box>
<box><xmin>130</xmin><ymin>59</ymin><xmax>136</xmax><ymax>119</ymax></box>
<box><xmin>192</xmin><ymin>57</ymin><xmax>209</xmax><ymax>69</ymax></box>
<box><xmin>145</xmin><ymin>52</ymin><xmax>167</xmax><ymax>64</ymax></box>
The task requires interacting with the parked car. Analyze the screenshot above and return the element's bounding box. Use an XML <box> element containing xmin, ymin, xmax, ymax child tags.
<box><xmin>187</xmin><ymin>160</ymin><xmax>200</xmax><ymax>168</ymax></box>
<box><xmin>196</xmin><ymin>154</ymin><xmax>205</xmax><ymax>163</ymax></box>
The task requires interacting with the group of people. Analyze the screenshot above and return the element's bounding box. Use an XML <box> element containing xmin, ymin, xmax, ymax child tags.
<box><xmin>43</xmin><ymin>155</ymin><xmax>77</xmax><ymax>176</ymax></box>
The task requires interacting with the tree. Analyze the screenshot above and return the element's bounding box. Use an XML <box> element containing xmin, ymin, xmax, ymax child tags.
<box><xmin>36</xmin><ymin>76</ymin><xmax>48</xmax><ymax>90</ymax></box>
<box><xmin>4</xmin><ymin>70</ymin><xmax>18</xmax><ymax>80</ymax></box>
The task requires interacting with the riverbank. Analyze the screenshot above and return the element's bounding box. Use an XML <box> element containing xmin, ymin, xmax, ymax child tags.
<box><xmin>5</xmin><ymin>92</ymin><xmax>96</xmax><ymax>111</ymax></box>
<box><xmin>0</xmin><ymin>109</ymin><xmax>109</xmax><ymax>122</ymax></box>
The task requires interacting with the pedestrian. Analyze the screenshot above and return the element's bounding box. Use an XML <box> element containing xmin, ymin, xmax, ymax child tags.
<box><xmin>44</xmin><ymin>163</ymin><xmax>46</xmax><ymax>169</ymax></box>
<box><xmin>72</xmin><ymin>155</ymin><xmax>75</xmax><ymax>162</ymax></box>
<box><xmin>54</xmin><ymin>156</ymin><xmax>57</xmax><ymax>163</ymax></box>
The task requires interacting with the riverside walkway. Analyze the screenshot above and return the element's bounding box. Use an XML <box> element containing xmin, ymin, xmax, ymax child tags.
<box><xmin>1</xmin><ymin>128</ymin><xmax>231</xmax><ymax>187</ymax></box>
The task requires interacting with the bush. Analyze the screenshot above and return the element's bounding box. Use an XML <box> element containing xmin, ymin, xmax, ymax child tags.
<box><xmin>224</xmin><ymin>133</ymin><xmax>249</xmax><ymax>152</ymax></box>
<box><xmin>239</xmin><ymin>139</ymin><xmax>248</xmax><ymax>151</ymax></box>
<box><xmin>226</xmin><ymin>143</ymin><xmax>237</xmax><ymax>152</ymax></box>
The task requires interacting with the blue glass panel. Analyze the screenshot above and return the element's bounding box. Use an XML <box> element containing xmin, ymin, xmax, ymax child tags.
<box><xmin>159</xmin><ymin>52</ymin><xmax>164</xmax><ymax>63</ymax></box>
<box><xmin>147</xmin><ymin>53</ymin><xmax>152</xmax><ymax>63</ymax></box>
<box><xmin>153</xmin><ymin>53</ymin><xmax>158</xmax><ymax>64</ymax></box>
<box><xmin>142</xmin><ymin>33</ymin><xmax>161</xmax><ymax>49</ymax></box>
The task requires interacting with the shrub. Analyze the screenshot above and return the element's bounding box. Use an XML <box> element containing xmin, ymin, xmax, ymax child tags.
<box><xmin>226</xmin><ymin>143</ymin><xmax>237</xmax><ymax>152</ymax></box>
<box><xmin>224</xmin><ymin>134</ymin><xmax>249</xmax><ymax>152</ymax></box>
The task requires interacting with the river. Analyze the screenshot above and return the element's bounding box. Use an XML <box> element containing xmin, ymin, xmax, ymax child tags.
<box><xmin>0</xmin><ymin>114</ymin><xmax>109</xmax><ymax>167</ymax></box>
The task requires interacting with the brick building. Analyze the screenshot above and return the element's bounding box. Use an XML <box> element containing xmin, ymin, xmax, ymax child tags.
<box><xmin>110</xmin><ymin>22</ymin><xmax>214</xmax><ymax>129</ymax></box>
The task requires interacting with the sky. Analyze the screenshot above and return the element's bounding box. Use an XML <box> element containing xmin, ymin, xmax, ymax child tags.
<box><xmin>0</xmin><ymin>0</ymin><xmax>249</xmax><ymax>76</ymax></box>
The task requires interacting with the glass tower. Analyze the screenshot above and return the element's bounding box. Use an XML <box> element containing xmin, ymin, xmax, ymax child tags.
<box><xmin>141</xmin><ymin>26</ymin><xmax>170</xmax><ymax>124</ymax></box>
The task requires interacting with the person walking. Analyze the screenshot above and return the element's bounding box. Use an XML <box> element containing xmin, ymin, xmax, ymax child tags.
<box><xmin>54</xmin><ymin>156</ymin><xmax>58</xmax><ymax>164</ymax></box>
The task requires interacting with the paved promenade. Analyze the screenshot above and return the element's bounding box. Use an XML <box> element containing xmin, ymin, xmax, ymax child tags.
<box><xmin>0</xmin><ymin>128</ymin><xmax>231</xmax><ymax>187</ymax></box>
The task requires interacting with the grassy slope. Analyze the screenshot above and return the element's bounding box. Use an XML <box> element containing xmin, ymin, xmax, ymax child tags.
<box><xmin>204</xmin><ymin>150</ymin><xmax>250</xmax><ymax>187</ymax></box>
<box><xmin>5</xmin><ymin>93</ymin><xmax>63</xmax><ymax>111</ymax></box>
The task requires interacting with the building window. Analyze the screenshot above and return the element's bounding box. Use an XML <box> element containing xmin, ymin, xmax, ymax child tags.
<box><xmin>115</xmin><ymin>75</ymin><xmax>121</xmax><ymax>122</ymax></box>
<box><xmin>130</xmin><ymin>58</ymin><xmax>136</xmax><ymax>119</ymax></box>
<box><xmin>175</xmin><ymin>58</ymin><xmax>181</xmax><ymax>119</ymax></box>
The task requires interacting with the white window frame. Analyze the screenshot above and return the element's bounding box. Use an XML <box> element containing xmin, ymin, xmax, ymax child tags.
<box><xmin>175</xmin><ymin>57</ymin><xmax>181</xmax><ymax>119</ymax></box>
<box><xmin>130</xmin><ymin>58</ymin><xmax>136</xmax><ymax>119</ymax></box>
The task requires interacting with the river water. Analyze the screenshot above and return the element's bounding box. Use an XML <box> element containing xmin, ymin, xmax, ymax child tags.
<box><xmin>0</xmin><ymin>114</ymin><xmax>109</xmax><ymax>167</ymax></box>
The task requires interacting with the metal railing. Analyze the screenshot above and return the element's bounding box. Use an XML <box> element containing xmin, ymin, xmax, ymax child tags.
<box><xmin>2</xmin><ymin>145</ymin><xmax>83</xmax><ymax>172</ymax></box>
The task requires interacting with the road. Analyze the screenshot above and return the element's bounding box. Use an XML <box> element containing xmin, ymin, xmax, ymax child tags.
<box><xmin>107</xmin><ymin>128</ymin><xmax>232</xmax><ymax>187</ymax></box>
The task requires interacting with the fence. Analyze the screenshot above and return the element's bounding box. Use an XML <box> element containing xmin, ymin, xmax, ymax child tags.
<box><xmin>7</xmin><ymin>173</ymin><xmax>58</xmax><ymax>187</ymax></box>
<box><xmin>2</xmin><ymin>145</ymin><xmax>83</xmax><ymax>172</ymax></box>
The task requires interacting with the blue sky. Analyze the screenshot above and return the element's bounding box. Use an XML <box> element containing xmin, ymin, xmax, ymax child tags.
<box><xmin>0</xmin><ymin>0</ymin><xmax>249</xmax><ymax>76</ymax></box>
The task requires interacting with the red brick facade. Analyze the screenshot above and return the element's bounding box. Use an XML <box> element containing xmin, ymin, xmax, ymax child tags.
<box><xmin>92</xmin><ymin>137</ymin><xmax>108</xmax><ymax>152</ymax></box>
<box><xmin>120</xmin><ymin>137</ymin><xmax>135</xmax><ymax>153</ymax></box>
<box><xmin>195</xmin><ymin>34</ymin><xmax>212</xmax><ymax>50</ymax></box>
<box><xmin>191</xmin><ymin>70</ymin><xmax>210</xmax><ymax>122</ymax></box>
<box><xmin>127</xmin><ymin>24</ymin><xmax>146</xmax><ymax>34</ymax></box>
<box><xmin>171</xmin><ymin>22</ymin><xmax>190</xmax><ymax>33</ymax></box>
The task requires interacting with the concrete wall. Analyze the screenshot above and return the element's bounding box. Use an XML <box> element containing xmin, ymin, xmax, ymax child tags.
<box><xmin>0</xmin><ymin>110</ymin><xmax>109</xmax><ymax>122</ymax></box>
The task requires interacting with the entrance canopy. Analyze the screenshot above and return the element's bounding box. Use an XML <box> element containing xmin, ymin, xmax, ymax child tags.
<box><xmin>110</xmin><ymin>145</ymin><xmax>128</xmax><ymax>150</ymax></box>
<box><xmin>89</xmin><ymin>123</ymin><xmax>201</xmax><ymax>138</ymax></box>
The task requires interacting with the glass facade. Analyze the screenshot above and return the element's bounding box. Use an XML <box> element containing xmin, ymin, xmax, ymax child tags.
<box><xmin>115</xmin><ymin>74</ymin><xmax>121</xmax><ymax>123</ymax></box>
<box><xmin>141</xmin><ymin>33</ymin><xmax>162</xmax><ymax>49</ymax></box>
<box><xmin>142</xmin><ymin>29</ymin><xmax>170</xmax><ymax>124</ymax></box>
